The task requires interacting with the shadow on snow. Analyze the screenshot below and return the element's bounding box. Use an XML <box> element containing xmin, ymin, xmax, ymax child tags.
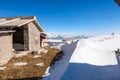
<box><xmin>61</xmin><ymin>62</ymin><xmax>120</xmax><ymax>80</ymax></box>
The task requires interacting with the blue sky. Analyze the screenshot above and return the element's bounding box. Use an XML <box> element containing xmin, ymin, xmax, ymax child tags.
<box><xmin>0</xmin><ymin>0</ymin><xmax>120</xmax><ymax>35</ymax></box>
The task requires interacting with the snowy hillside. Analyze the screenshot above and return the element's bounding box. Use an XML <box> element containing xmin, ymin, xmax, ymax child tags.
<box><xmin>70</xmin><ymin>34</ymin><xmax>120</xmax><ymax>65</ymax></box>
<box><xmin>46</xmin><ymin>33</ymin><xmax>90</xmax><ymax>40</ymax></box>
<box><xmin>61</xmin><ymin>34</ymin><xmax>120</xmax><ymax>80</ymax></box>
<box><xmin>43</xmin><ymin>34</ymin><xmax>120</xmax><ymax>80</ymax></box>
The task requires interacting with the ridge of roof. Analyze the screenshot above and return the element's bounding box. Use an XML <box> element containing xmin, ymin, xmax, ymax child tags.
<box><xmin>0</xmin><ymin>16</ymin><xmax>36</xmax><ymax>20</ymax></box>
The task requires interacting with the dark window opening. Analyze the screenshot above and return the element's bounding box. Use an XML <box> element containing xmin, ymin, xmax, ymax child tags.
<box><xmin>13</xmin><ymin>27</ymin><xmax>26</xmax><ymax>51</ymax></box>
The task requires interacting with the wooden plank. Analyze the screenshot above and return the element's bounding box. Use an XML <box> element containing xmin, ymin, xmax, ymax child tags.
<box><xmin>0</xmin><ymin>18</ymin><xmax>20</xmax><ymax>25</ymax></box>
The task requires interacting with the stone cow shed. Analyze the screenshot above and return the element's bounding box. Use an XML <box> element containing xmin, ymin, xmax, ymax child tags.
<box><xmin>0</xmin><ymin>16</ymin><xmax>46</xmax><ymax>65</ymax></box>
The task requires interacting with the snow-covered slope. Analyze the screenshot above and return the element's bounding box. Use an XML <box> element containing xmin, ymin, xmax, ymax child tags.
<box><xmin>70</xmin><ymin>34</ymin><xmax>120</xmax><ymax>65</ymax></box>
<box><xmin>61</xmin><ymin>34</ymin><xmax>120</xmax><ymax>80</ymax></box>
<box><xmin>43</xmin><ymin>34</ymin><xmax>120</xmax><ymax>80</ymax></box>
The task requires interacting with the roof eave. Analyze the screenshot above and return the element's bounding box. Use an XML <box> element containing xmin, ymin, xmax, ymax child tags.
<box><xmin>33</xmin><ymin>20</ymin><xmax>44</xmax><ymax>32</ymax></box>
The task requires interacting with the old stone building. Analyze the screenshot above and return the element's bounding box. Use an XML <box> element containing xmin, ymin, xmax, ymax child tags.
<box><xmin>0</xmin><ymin>16</ymin><xmax>46</xmax><ymax>65</ymax></box>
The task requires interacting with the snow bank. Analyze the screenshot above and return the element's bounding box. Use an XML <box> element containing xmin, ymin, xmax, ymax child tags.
<box><xmin>43</xmin><ymin>67</ymin><xmax>51</xmax><ymax>77</ymax></box>
<box><xmin>43</xmin><ymin>34</ymin><xmax>120</xmax><ymax>80</ymax></box>
<box><xmin>42</xmin><ymin>41</ymin><xmax>78</xmax><ymax>80</ymax></box>
<box><xmin>61</xmin><ymin>34</ymin><xmax>120</xmax><ymax>80</ymax></box>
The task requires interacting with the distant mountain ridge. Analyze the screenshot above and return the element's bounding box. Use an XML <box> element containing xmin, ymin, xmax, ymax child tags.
<box><xmin>46</xmin><ymin>33</ymin><xmax>91</xmax><ymax>40</ymax></box>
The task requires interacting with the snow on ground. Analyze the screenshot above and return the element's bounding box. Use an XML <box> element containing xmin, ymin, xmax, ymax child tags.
<box><xmin>61</xmin><ymin>34</ymin><xmax>120</xmax><ymax>80</ymax></box>
<box><xmin>34</xmin><ymin>55</ymin><xmax>41</xmax><ymax>58</ymax></box>
<box><xmin>38</xmin><ymin>48</ymin><xmax>48</xmax><ymax>54</ymax></box>
<box><xmin>14</xmin><ymin>62</ymin><xmax>27</xmax><ymax>66</ymax></box>
<box><xmin>43</xmin><ymin>34</ymin><xmax>120</xmax><ymax>80</ymax></box>
<box><xmin>35</xmin><ymin>63</ymin><xmax>44</xmax><ymax>66</ymax></box>
<box><xmin>0</xmin><ymin>66</ymin><xmax>6</xmax><ymax>70</ymax></box>
<box><xmin>43</xmin><ymin>41</ymin><xmax>78</xmax><ymax>80</ymax></box>
<box><xmin>43</xmin><ymin>67</ymin><xmax>51</xmax><ymax>77</ymax></box>
<box><xmin>14</xmin><ymin>51</ymin><xmax>29</xmax><ymax>57</ymax></box>
<box><xmin>70</xmin><ymin>39</ymin><xmax>117</xmax><ymax>65</ymax></box>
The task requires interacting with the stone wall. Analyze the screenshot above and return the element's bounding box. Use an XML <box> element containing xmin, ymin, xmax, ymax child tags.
<box><xmin>23</xmin><ymin>25</ymin><xmax>29</xmax><ymax>51</ymax></box>
<box><xmin>28</xmin><ymin>22</ymin><xmax>40</xmax><ymax>51</ymax></box>
<box><xmin>0</xmin><ymin>33</ymin><xmax>13</xmax><ymax>65</ymax></box>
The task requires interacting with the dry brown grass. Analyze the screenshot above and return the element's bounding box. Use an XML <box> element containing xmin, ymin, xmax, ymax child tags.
<box><xmin>0</xmin><ymin>47</ymin><xmax>63</xmax><ymax>80</ymax></box>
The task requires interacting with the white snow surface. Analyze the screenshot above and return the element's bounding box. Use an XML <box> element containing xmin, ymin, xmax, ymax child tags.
<box><xmin>43</xmin><ymin>41</ymin><xmax>78</xmax><ymax>80</ymax></box>
<box><xmin>0</xmin><ymin>66</ymin><xmax>6</xmax><ymax>70</ymax></box>
<box><xmin>35</xmin><ymin>63</ymin><xmax>44</xmax><ymax>66</ymax></box>
<box><xmin>14</xmin><ymin>62</ymin><xmax>27</xmax><ymax>66</ymax></box>
<box><xmin>70</xmin><ymin>34</ymin><xmax>119</xmax><ymax>65</ymax></box>
<box><xmin>43</xmin><ymin>34</ymin><xmax>120</xmax><ymax>80</ymax></box>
